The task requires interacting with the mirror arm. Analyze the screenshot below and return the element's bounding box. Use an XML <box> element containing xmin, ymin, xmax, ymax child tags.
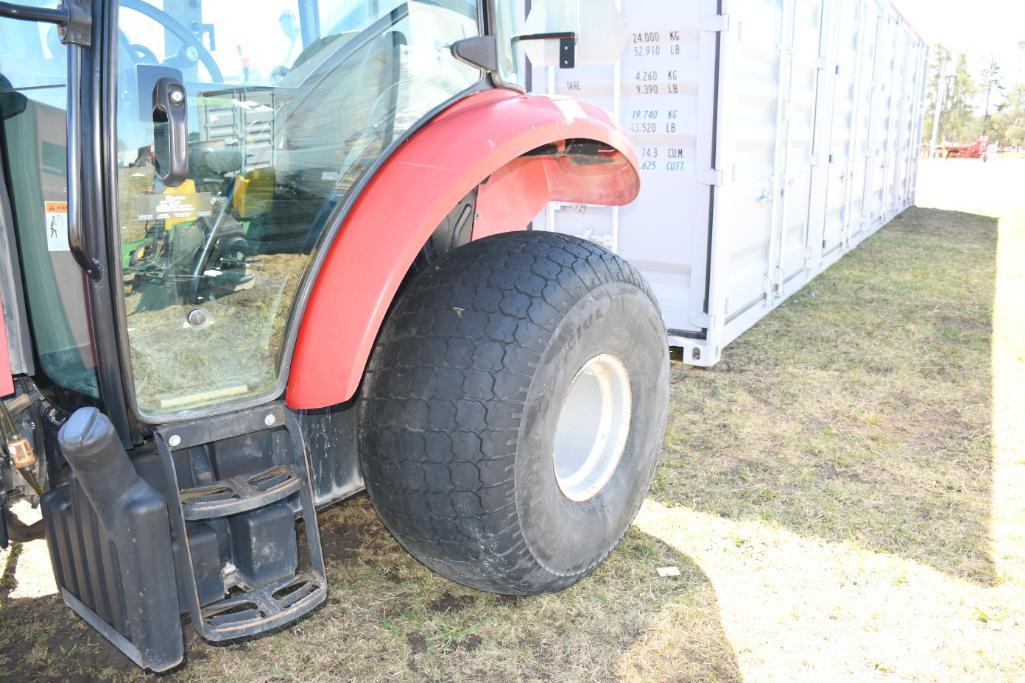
<box><xmin>0</xmin><ymin>0</ymin><xmax>92</xmax><ymax>47</ymax></box>
<box><xmin>511</xmin><ymin>32</ymin><xmax>577</xmax><ymax>69</ymax></box>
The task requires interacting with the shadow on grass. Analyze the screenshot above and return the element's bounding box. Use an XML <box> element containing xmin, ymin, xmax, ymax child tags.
<box><xmin>0</xmin><ymin>494</ymin><xmax>742</xmax><ymax>681</ymax></box>
<box><xmin>653</xmin><ymin>207</ymin><xmax>997</xmax><ymax>584</ymax></box>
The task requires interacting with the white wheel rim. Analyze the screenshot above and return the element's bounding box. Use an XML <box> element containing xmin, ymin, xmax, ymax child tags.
<box><xmin>552</xmin><ymin>354</ymin><xmax>632</xmax><ymax>502</ymax></box>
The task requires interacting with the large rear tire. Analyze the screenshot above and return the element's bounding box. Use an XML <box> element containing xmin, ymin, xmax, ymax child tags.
<box><xmin>359</xmin><ymin>231</ymin><xmax>669</xmax><ymax>594</ymax></box>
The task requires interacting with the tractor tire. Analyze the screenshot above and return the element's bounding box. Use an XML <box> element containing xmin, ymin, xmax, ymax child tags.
<box><xmin>359</xmin><ymin>231</ymin><xmax>669</xmax><ymax>595</ymax></box>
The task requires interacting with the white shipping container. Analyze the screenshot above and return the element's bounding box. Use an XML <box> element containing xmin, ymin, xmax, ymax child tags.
<box><xmin>526</xmin><ymin>0</ymin><xmax>929</xmax><ymax>366</ymax></box>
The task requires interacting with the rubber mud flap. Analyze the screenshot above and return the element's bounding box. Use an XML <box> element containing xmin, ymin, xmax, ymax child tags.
<box><xmin>43</xmin><ymin>408</ymin><xmax>183</xmax><ymax>671</ymax></box>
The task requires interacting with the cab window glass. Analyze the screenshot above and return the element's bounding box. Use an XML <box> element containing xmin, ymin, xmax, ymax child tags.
<box><xmin>0</xmin><ymin>11</ymin><xmax>99</xmax><ymax>397</ymax></box>
<box><xmin>116</xmin><ymin>0</ymin><xmax>481</xmax><ymax>417</ymax></box>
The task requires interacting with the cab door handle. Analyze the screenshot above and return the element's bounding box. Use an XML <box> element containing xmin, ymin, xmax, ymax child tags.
<box><xmin>151</xmin><ymin>77</ymin><xmax>189</xmax><ymax>187</ymax></box>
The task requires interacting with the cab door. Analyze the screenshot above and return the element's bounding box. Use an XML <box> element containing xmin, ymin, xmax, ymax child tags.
<box><xmin>110</xmin><ymin>0</ymin><xmax>483</xmax><ymax>421</ymax></box>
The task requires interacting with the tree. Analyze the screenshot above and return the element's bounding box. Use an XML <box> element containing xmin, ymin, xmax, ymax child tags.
<box><xmin>944</xmin><ymin>54</ymin><xmax>980</xmax><ymax>143</ymax></box>
<box><xmin>991</xmin><ymin>84</ymin><xmax>1025</xmax><ymax>148</ymax></box>
<box><xmin>922</xmin><ymin>47</ymin><xmax>980</xmax><ymax>146</ymax></box>
<box><xmin>980</xmin><ymin>57</ymin><xmax>1006</xmax><ymax>133</ymax></box>
<box><xmin>921</xmin><ymin>45</ymin><xmax>1025</xmax><ymax>150</ymax></box>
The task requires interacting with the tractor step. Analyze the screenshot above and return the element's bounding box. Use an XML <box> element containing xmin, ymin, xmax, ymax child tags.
<box><xmin>199</xmin><ymin>571</ymin><xmax>326</xmax><ymax>640</ymax></box>
<box><xmin>156</xmin><ymin>403</ymin><xmax>327</xmax><ymax>642</ymax></box>
<box><xmin>180</xmin><ymin>464</ymin><xmax>304</xmax><ymax>520</ymax></box>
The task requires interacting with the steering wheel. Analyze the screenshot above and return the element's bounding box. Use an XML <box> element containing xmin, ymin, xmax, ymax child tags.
<box><xmin>128</xmin><ymin>43</ymin><xmax>160</xmax><ymax>65</ymax></box>
<box><xmin>120</xmin><ymin>0</ymin><xmax>224</xmax><ymax>83</ymax></box>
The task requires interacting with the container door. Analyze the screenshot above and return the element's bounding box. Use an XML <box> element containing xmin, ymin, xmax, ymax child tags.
<box><xmin>891</xmin><ymin>26</ymin><xmax>922</xmax><ymax>213</ymax></box>
<box><xmin>716</xmin><ymin>0</ymin><xmax>786</xmax><ymax>330</ymax></box>
<box><xmin>529</xmin><ymin>0</ymin><xmax>719</xmax><ymax>339</ymax></box>
<box><xmin>819</xmin><ymin>0</ymin><xmax>863</xmax><ymax>262</ymax></box>
<box><xmin>775</xmin><ymin>0</ymin><xmax>825</xmax><ymax>292</ymax></box>
<box><xmin>112</xmin><ymin>0</ymin><xmax>482</xmax><ymax>419</ymax></box>
<box><xmin>860</xmin><ymin>4</ymin><xmax>896</xmax><ymax>235</ymax></box>
<box><xmin>846</xmin><ymin>0</ymin><xmax>881</xmax><ymax>242</ymax></box>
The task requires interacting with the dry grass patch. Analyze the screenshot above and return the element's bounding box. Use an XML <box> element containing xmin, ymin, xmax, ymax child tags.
<box><xmin>654</xmin><ymin>207</ymin><xmax>998</xmax><ymax>583</ymax></box>
<box><xmin>0</xmin><ymin>496</ymin><xmax>741</xmax><ymax>682</ymax></box>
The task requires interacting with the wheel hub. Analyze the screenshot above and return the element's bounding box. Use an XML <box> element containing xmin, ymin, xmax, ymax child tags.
<box><xmin>553</xmin><ymin>354</ymin><xmax>632</xmax><ymax>502</ymax></box>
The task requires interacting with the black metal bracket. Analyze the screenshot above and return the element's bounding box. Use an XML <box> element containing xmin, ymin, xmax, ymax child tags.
<box><xmin>0</xmin><ymin>0</ymin><xmax>92</xmax><ymax>47</ymax></box>
<box><xmin>60</xmin><ymin>0</ymin><xmax>91</xmax><ymax>47</ymax></box>
<box><xmin>511</xmin><ymin>31</ymin><xmax>577</xmax><ymax>69</ymax></box>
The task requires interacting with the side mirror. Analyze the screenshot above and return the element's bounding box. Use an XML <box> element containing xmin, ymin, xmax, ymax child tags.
<box><xmin>452</xmin><ymin>35</ymin><xmax>500</xmax><ymax>72</ymax></box>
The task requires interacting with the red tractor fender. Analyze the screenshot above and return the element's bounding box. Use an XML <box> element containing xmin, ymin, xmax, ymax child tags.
<box><xmin>286</xmin><ymin>88</ymin><xmax>641</xmax><ymax>410</ymax></box>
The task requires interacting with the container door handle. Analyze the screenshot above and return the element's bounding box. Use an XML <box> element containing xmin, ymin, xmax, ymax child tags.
<box><xmin>151</xmin><ymin>77</ymin><xmax>189</xmax><ymax>187</ymax></box>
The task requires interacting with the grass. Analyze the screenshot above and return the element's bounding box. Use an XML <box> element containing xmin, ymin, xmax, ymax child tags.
<box><xmin>0</xmin><ymin>159</ymin><xmax>1021</xmax><ymax>681</ymax></box>
<box><xmin>653</xmin><ymin>206</ymin><xmax>997</xmax><ymax>583</ymax></box>
<box><xmin>0</xmin><ymin>496</ymin><xmax>741</xmax><ymax>682</ymax></box>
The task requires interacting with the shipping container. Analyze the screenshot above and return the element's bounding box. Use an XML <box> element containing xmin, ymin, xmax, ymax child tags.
<box><xmin>522</xmin><ymin>0</ymin><xmax>929</xmax><ymax>366</ymax></box>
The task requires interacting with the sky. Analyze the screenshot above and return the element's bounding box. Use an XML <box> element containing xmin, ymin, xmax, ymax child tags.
<box><xmin>891</xmin><ymin>0</ymin><xmax>1025</xmax><ymax>80</ymax></box>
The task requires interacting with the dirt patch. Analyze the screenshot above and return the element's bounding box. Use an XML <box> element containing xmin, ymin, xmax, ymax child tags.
<box><xmin>427</xmin><ymin>591</ymin><xmax>476</xmax><ymax>614</ymax></box>
<box><xmin>405</xmin><ymin>632</ymin><xmax>428</xmax><ymax>654</ymax></box>
<box><xmin>316</xmin><ymin>514</ymin><xmax>380</xmax><ymax>566</ymax></box>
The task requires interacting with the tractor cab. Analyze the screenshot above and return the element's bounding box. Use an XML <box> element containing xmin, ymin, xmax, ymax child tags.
<box><xmin>0</xmin><ymin>0</ymin><xmax>660</xmax><ymax>673</ymax></box>
<box><xmin>4</xmin><ymin>0</ymin><xmax>487</xmax><ymax>423</ymax></box>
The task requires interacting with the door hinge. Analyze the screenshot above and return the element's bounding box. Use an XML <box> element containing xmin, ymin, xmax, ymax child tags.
<box><xmin>702</xmin><ymin>14</ymin><xmax>730</xmax><ymax>33</ymax></box>
<box><xmin>697</xmin><ymin>169</ymin><xmax>723</xmax><ymax>187</ymax></box>
<box><xmin>689</xmin><ymin>313</ymin><xmax>716</xmax><ymax>329</ymax></box>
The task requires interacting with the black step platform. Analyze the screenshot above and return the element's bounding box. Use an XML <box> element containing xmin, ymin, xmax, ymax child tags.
<box><xmin>180</xmin><ymin>464</ymin><xmax>304</xmax><ymax>520</ymax></box>
<box><xmin>156</xmin><ymin>403</ymin><xmax>327</xmax><ymax>642</ymax></box>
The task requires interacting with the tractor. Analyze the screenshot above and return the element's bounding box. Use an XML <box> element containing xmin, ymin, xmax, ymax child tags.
<box><xmin>0</xmin><ymin>0</ymin><xmax>668</xmax><ymax>671</ymax></box>
<box><xmin>942</xmin><ymin>136</ymin><xmax>990</xmax><ymax>160</ymax></box>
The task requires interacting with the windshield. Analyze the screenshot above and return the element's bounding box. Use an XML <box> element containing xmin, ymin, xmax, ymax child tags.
<box><xmin>115</xmin><ymin>0</ymin><xmax>481</xmax><ymax>418</ymax></box>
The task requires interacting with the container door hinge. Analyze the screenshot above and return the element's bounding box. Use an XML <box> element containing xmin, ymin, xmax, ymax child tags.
<box><xmin>689</xmin><ymin>313</ymin><xmax>717</xmax><ymax>329</ymax></box>
<box><xmin>697</xmin><ymin>169</ymin><xmax>723</xmax><ymax>186</ymax></box>
<box><xmin>702</xmin><ymin>14</ymin><xmax>730</xmax><ymax>33</ymax></box>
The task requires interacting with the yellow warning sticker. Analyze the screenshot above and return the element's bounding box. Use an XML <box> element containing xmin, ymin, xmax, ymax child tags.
<box><xmin>44</xmin><ymin>201</ymin><xmax>69</xmax><ymax>252</ymax></box>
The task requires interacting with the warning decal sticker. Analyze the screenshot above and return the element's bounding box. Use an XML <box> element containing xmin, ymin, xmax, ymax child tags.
<box><xmin>44</xmin><ymin>201</ymin><xmax>69</xmax><ymax>252</ymax></box>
